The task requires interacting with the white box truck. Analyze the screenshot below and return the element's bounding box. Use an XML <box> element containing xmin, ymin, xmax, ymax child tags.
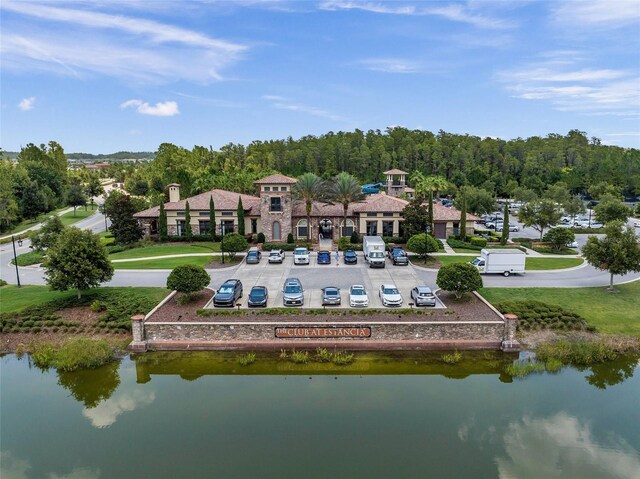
<box><xmin>363</xmin><ymin>236</ymin><xmax>386</xmax><ymax>268</ymax></box>
<box><xmin>470</xmin><ymin>249</ymin><xmax>526</xmax><ymax>277</ymax></box>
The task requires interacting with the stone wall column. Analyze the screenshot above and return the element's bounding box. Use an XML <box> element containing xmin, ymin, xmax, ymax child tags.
<box><xmin>501</xmin><ymin>313</ymin><xmax>521</xmax><ymax>351</ymax></box>
<box><xmin>129</xmin><ymin>314</ymin><xmax>147</xmax><ymax>352</ymax></box>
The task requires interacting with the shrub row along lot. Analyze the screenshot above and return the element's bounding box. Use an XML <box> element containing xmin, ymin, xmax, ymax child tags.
<box><xmin>208</xmin><ymin>254</ymin><xmax>446</xmax><ymax>310</ymax></box>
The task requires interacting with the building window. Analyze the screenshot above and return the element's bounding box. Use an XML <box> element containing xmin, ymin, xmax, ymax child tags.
<box><xmin>251</xmin><ymin>219</ymin><xmax>258</xmax><ymax>234</ymax></box>
<box><xmin>341</xmin><ymin>219</ymin><xmax>354</xmax><ymax>237</ymax></box>
<box><xmin>176</xmin><ymin>220</ymin><xmax>186</xmax><ymax>236</ymax></box>
<box><xmin>382</xmin><ymin>212</ymin><xmax>393</xmax><ymax>217</ymax></box>
<box><xmin>199</xmin><ymin>220</ymin><xmax>210</xmax><ymax>236</ymax></box>
<box><xmin>176</xmin><ymin>211</ymin><xmax>185</xmax><ymax>216</ymax></box>
<box><xmin>366</xmin><ymin>221</ymin><xmax>378</xmax><ymax>236</ymax></box>
<box><xmin>366</xmin><ymin>212</ymin><xmax>377</xmax><ymax>217</ymax></box>
<box><xmin>281</xmin><ymin>186</ymin><xmax>288</xmax><ymax>191</ymax></box>
<box><xmin>382</xmin><ymin>221</ymin><xmax>394</xmax><ymax>237</ymax></box>
<box><xmin>220</xmin><ymin>220</ymin><xmax>234</xmax><ymax>235</ymax></box>
<box><xmin>221</xmin><ymin>211</ymin><xmax>233</xmax><ymax>216</ymax></box>
<box><xmin>296</xmin><ymin>219</ymin><xmax>308</xmax><ymax>239</ymax></box>
<box><xmin>199</xmin><ymin>211</ymin><xmax>210</xmax><ymax>216</ymax></box>
<box><xmin>264</xmin><ymin>186</ymin><xmax>271</xmax><ymax>191</ymax></box>
<box><xmin>270</xmin><ymin>196</ymin><xmax>282</xmax><ymax>212</ymax></box>
<box><xmin>273</xmin><ymin>221</ymin><xmax>281</xmax><ymax>240</ymax></box>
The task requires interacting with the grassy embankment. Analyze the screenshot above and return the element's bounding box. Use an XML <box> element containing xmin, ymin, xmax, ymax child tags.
<box><xmin>419</xmin><ymin>255</ymin><xmax>583</xmax><ymax>270</ymax></box>
<box><xmin>109</xmin><ymin>242</ymin><xmax>222</xmax><ymax>269</ymax></box>
<box><xmin>481</xmin><ymin>280</ymin><xmax>640</xmax><ymax>336</ymax></box>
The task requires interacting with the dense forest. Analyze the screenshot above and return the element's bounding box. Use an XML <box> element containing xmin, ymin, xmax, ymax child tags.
<box><xmin>2</xmin><ymin>151</ymin><xmax>154</xmax><ymax>161</ymax></box>
<box><xmin>136</xmin><ymin>128</ymin><xmax>639</xmax><ymax>199</ymax></box>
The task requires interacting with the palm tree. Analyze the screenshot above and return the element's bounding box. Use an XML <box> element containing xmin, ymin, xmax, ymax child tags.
<box><xmin>292</xmin><ymin>173</ymin><xmax>325</xmax><ymax>241</ymax></box>
<box><xmin>411</xmin><ymin>172</ymin><xmax>450</xmax><ymax>235</ymax></box>
<box><xmin>328</xmin><ymin>172</ymin><xmax>365</xmax><ymax>238</ymax></box>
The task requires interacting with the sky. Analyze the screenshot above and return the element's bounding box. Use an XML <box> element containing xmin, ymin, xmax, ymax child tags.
<box><xmin>1</xmin><ymin>0</ymin><xmax>639</xmax><ymax>153</ymax></box>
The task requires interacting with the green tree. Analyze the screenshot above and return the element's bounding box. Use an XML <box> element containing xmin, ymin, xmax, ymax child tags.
<box><xmin>107</xmin><ymin>194</ymin><xmax>143</xmax><ymax>244</ymax></box>
<box><xmin>588</xmin><ymin>182</ymin><xmax>621</xmax><ymax>200</ymax></box>
<box><xmin>402</xmin><ymin>200</ymin><xmax>429</xmax><ymax>240</ymax></box>
<box><xmin>543</xmin><ymin>227</ymin><xmax>576</xmax><ymax>251</ymax></box>
<box><xmin>594</xmin><ymin>195</ymin><xmax>630</xmax><ymax>224</ymax></box>
<box><xmin>184</xmin><ymin>201</ymin><xmax>192</xmax><ymax>241</ymax></box>
<box><xmin>454</xmin><ymin>186</ymin><xmax>496</xmax><ymax>216</ymax></box>
<box><xmin>85</xmin><ymin>175</ymin><xmax>104</xmax><ymax>199</ymax></box>
<box><xmin>327</xmin><ymin>172</ymin><xmax>365</xmax><ymax>237</ymax></box>
<box><xmin>20</xmin><ymin>180</ymin><xmax>48</xmax><ymax>220</ymax></box>
<box><xmin>519</xmin><ymin>199</ymin><xmax>563</xmax><ymax>240</ymax></box>
<box><xmin>220</xmin><ymin>232</ymin><xmax>249</xmax><ymax>258</ymax></box>
<box><xmin>31</xmin><ymin>215</ymin><xmax>65</xmax><ymax>251</ymax></box>
<box><xmin>500</xmin><ymin>202</ymin><xmax>509</xmax><ymax>245</ymax></box>
<box><xmin>158</xmin><ymin>202</ymin><xmax>168</xmax><ymax>242</ymax></box>
<box><xmin>292</xmin><ymin>173</ymin><xmax>324</xmax><ymax>241</ymax></box>
<box><xmin>44</xmin><ymin>227</ymin><xmax>114</xmax><ymax>299</ymax></box>
<box><xmin>459</xmin><ymin>187</ymin><xmax>468</xmax><ymax>242</ymax></box>
<box><xmin>66</xmin><ymin>182</ymin><xmax>87</xmax><ymax>216</ymax></box>
<box><xmin>582</xmin><ymin>221</ymin><xmax>640</xmax><ymax>291</ymax></box>
<box><xmin>166</xmin><ymin>264</ymin><xmax>211</xmax><ymax>298</ymax></box>
<box><xmin>412</xmin><ymin>173</ymin><xmax>449</xmax><ymax>234</ymax></box>
<box><xmin>406</xmin><ymin>233</ymin><xmax>439</xmax><ymax>263</ymax></box>
<box><xmin>436</xmin><ymin>262</ymin><xmax>483</xmax><ymax>299</ymax></box>
<box><xmin>564</xmin><ymin>195</ymin><xmax>586</xmax><ymax>223</ymax></box>
<box><xmin>513</xmin><ymin>187</ymin><xmax>537</xmax><ymax>204</ymax></box>
<box><xmin>209</xmin><ymin>196</ymin><xmax>216</xmax><ymax>240</ymax></box>
<box><xmin>237</xmin><ymin>197</ymin><xmax>245</xmax><ymax>236</ymax></box>
<box><xmin>544</xmin><ymin>182</ymin><xmax>570</xmax><ymax>206</ymax></box>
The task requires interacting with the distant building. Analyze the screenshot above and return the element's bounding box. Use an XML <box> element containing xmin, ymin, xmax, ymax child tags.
<box><xmin>134</xmin><ymin>170</ymin><xmax>478</xmax><ymax>241</ymax></box>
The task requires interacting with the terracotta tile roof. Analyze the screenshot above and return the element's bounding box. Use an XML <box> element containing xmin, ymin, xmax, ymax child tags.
<box><xmin>134</xmin><ymin>189</ymin><xmax>261</xmax><ymax>218</ymax></box>
<box><xmin>383</xmin><ymin>168</ymin><xmax>408</xmax><ymax>175</ymax></box>
<box><xmin>254</xmin><ymin>173</ymin><xmax>298</xmax><ymax>185</ymax></box>
<box><xmin>422</xmin><ymin>202</ymin><xmax>480</xmax><ymax>222</ymax></box>
<box><xmin>352</xmin><ymin>194</ymin><xmax>408</xmax><ymax>213</ymax></box>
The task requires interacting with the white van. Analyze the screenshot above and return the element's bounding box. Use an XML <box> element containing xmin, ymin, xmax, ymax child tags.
<box><xmin>293</xmin><ymin>247</ymin><xmax>310</xmax><ymax>265</ymax></box>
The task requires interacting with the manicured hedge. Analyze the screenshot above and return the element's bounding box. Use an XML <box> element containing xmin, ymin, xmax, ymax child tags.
<box><xmin>494</xmin><ymin>300</ymin><xmax>593</xmax><ymax>332</ymax></box>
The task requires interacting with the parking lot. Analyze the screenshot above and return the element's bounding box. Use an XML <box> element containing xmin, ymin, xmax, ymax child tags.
<box><xmin>208</xmin><ymin>253</ymin><xmax>445</xmax><ymax>309</ymax></box>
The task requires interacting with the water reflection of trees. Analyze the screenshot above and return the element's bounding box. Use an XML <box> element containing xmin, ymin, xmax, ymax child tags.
<box><xmin>583</xmin><ymin>355</ymin><xmax>639</xmax><ymax>390</ymax></box>
<box><xmin>57</xmin><ymin>361</ymin><xmax>120</xmax><ymax>408</ymax></box>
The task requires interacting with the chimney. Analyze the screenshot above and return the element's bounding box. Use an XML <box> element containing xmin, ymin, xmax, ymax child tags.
<box><xmin>168</xmin><ymin>184</ymin><xmax>180</xmax><ymax>203</ymax></box>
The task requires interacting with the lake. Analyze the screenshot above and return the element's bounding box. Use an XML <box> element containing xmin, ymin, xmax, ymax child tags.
<box><xmin>1</xmin><ymin>351</ymin><xmax>639</xmax><ymax>479</ymax></box>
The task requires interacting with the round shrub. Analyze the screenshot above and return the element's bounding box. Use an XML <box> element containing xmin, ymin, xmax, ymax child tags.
<box><xmin>256</xmin><ymin>232</ymin><xmax>266</xmax><ymax>244</ymax></box>
<box><xmin>470</xmin><ymin>236</ymin><xmax>488</xmax><ymax>248</ymax></box>
<box><xmin>167</xmin><ymin>264</ymin><xmax>211</xmax><ymax>295</ymax></box>
<box><xmin>436</xmin><ymin>262</ymin><xmax>483</xmax><ymax>299</ymax></box>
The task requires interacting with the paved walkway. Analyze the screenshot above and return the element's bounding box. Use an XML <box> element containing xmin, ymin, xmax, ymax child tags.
<box><xmin>441</xmin><ymin>242</ymin><xmax>456</xmax><ymax>254</ymax></box>
<box><xmin>319</xmin><ymin>237</ymin><xmax>333</xmax><ymax>250</ymax></box>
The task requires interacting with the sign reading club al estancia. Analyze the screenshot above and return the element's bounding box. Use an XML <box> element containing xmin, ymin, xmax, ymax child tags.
<box><xmin>275</xmin><ymin>326</ymin><xmax>371</xmax><ymax>339</ymax></box>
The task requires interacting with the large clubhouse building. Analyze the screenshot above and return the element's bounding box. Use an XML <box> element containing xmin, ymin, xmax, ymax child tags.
<box><xmin>134</xmin><ymin>170</ymin><xmax>477</xmax><ymax>242</ymax></box>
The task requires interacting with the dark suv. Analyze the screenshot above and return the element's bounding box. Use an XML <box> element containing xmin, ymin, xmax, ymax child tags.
<box><xmin>213</xmin><ymin>279</ymin><xmax>243</xmax><ymax>307</ymax></box>
<box><xmin>343</xmin><ymin>249</ymin><xmax>358</xmax><ymax>264</ymax></box>
<box><xmin>388</xmin><ymin>247</ymin><xmax>409</xmax><ymax>266</ymax></box>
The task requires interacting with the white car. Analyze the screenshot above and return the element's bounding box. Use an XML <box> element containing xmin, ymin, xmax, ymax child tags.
<box><xmin>293</xmin><ymin>247</ymin><xmax>310</xmax><ymax>265</ymax></box>
<box><xmin>349</xmin><ymin>285</ymin><xmax>369</xmax><ymax>307</ymax></box>
<box><xmin>268</xmin><ymin>249</ymin><xmax>285</xmax><ymax>264</ymax></box>
<box><xmin>566</xmin><ymin>240</ymin><xmax>579</xmax><ymax>249</ymax></box>
<box><xmin>379</xmin><ymin>284</ymin><xmax>403</xmax><ymax>307</ymax></box>
<box><xmin>495</xmin><ymin>224</ymin><xmax>519</xmax><ymax>232</ymax></box>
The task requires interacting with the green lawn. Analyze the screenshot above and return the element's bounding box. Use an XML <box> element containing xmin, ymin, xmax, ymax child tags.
<box><xmin>0</xmin><ymin>285</ymin><xmax>169</xmax><ymax>314</ymax></box>
<box><xmin>58</xmin><ymin>206</ymin><xmax>98</xmax><ymax>226</ymax></box>
<box><xmin>11</xmin><ymin>250</ymin><xmax>46</xmax><ymax>266</ymax></box>
<box><xmin>113</xmin><ymin>256</ymin><xmax>212</xmax><ymax>269</ymax></box>
<box><xmin>480</xmin><ymin>281</ymin><xmax>640</xmax><ymax>336</ymax></box>
<box><xmin>109</xmin><ymin>242</ymin><xmax>220</xmax><ymax>260</ymax></box>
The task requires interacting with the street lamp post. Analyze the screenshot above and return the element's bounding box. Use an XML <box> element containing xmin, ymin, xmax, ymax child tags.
<box><xmin>220</xmin><ymin>221</ymin><xmax>225</xmax><ymax>265</ymax></box>
<box><xmin>11</xmin><ymin>236</ymin><xmax>21</xmax><ymax>288</ymax></box>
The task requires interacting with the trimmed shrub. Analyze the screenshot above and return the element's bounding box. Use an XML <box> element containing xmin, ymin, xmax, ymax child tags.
<box><xmin>469</xmin><ymin>236</ymin><xmax>488</xmax><ymax>248</ymax></box>
<box><xmin>286</xmin><ymin>233</ymin><xmax>294</xmax><ymax>244</ymax></box>
<box><xmin>337</xmin><ymin>237</ymin><xmax>351</xmax><ymax>251</ymax></box>
<box><xmin>256</xmin><ymin>232</ymin><xmax>266</xmax><ymax>244</ymax></box>
<box><xmin>350</xmin><ymin>231</ymin><xmax>360</xmax><ymax>244</ymax></box>
<box><xmin>167</xmin><ymin>265</ymin><xmax>211</xmax><ymax>295</ymax></box>
<box><xmin>436</xmin><ymin>263</ymin><xmax>483</xmax><ymax>299</ymax></box>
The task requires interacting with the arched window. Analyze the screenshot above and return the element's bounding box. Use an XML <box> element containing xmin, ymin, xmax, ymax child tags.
<box><xmin>272</xmin><ymin>221</ymin><xmax>281</xmax><ymax>241</ymax></box>
<box><xmin>296</xmin><ymin>219</ymin><xmax>308</xmax><ymax>239</ymax></box>
<box><xmin>341</xmin><ymin>219</ymin><xmax>355</xmax><ymax>237</ymax></box>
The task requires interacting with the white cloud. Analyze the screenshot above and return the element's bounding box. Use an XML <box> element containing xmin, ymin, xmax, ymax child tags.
<box><xmin>0</xmin><ymin>1</ymin><xmax>247</xmax><ymax>83</ymax></box>
<box><xmin>319</xmin><ymin>1</ymin><xmax>515</xmax><ymax>29</ymax></box>
<box><xmin>82</xmin><ymin>390</ymin><xmax>155</xmax><ymax>428</ymax></box>
<box><xmin>121</xmin><ymin>99</ymin><xmax>179</xmax><ymax>117</ymax></box>
<box><xmin>359</xmin><ymin>58</ymin><xmax>422</xmax><ymax>74</ymax></box>
<box><xmin>496</xmin><ymin>413</ymin><xmax>640</xmax><ymax>478</ymax></box>
<box><xmin>262</xmin><ymin>94</ymin><xmax>350</xmax><ymax>122</ymax></box>
<box><xmin>497</xmin><ymin>53</ymin><xmax>640</xmax><ymax>116</ymax></box>
<box><xmin>49</xmin><ymin>467</ymin><xmax>101</xmax><ymax>479</ymax></box>
<box><xmin>18</xmin><ymin>96</ymin><xmax>36</xmax><ymax>111</ymax></box>
<box><xmin>551</xmin><ymin>0</ymin><xmax>640</xmax><ymax>28</ymax></box>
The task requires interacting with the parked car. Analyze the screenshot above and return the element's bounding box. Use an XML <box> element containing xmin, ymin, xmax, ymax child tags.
<box><xmin>388</xmin><ymin>247</ymin><xmax>409</xmax><ymax>265</ymax></box>
<box><xmin>293</xmin><ymin>247</ymin><xmax>310</xmax><ymax>265</ymax></box>
<box><xmin>349</xmin><ymin>285</ymin><xmax>369</xmax><ymax>307</ymax></box>
<box><xmin>268</xmin><ymin>249</ymin><xmax>285</xmax><ymax>264</ymax></box>
<box><xmin>485</xmin><ymin>222</ymin><xmax>496</xmax><ymax>230</ymax></box>
<box><xmin>317</xmin><ymin>250</ymin><xmax>331</xmax><ymax>264</ymax></box>
<box><xmin>495</xmin><ymin>224</ymin><xmax>520</xmax><ymax>232</ymax></box>
<box><xmin>282</xmin><ymin>278</ymin><xmax>304</xmax><ymax>306</ymax></box>
<box><xmin>410</xmin><ymin>286</ymin><xmax>437</xmax><ymax>307</ymax></box>
<box><xmin>379</xmin><ymin>284</ymin><xmax>403</xmax><ymax>307</ymax></box>
<box><xmin>247</xmin><ymin>286</ymin><xmax>268</xmax><ymax>307</ymax></box>
<box><xmin>566</xmin><ymin>240</ymin><xmax>579</xmax><ymax>249</ymax></box>
<box><xmin>213</xmin><ymin>279</ymin><xmax>243</xmax><ymax>307</ymax></box>
<box><xmin>321</xmin><ymin>287</ymin><xmax>341</xmax><ymax>306</ymax></box>
<box><xmin>343</xmin><ymin>249</ymin><xmax>358</xmax><ymax>264</ymax></box>
<box><xmin>245</xmin><ymin>247</ymin><xmax>262</xmax><ymax>264</ymax></box>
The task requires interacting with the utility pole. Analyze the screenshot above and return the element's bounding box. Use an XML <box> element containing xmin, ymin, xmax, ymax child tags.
<box><xmin>220</xmin><ymin>221</ymin><xmax>225</xmax><ymax>265</ymax></box>
<box><xmin>12</xmin><ymin>236</ymin><xmax>21</xmax><ymax>287</ymax></box>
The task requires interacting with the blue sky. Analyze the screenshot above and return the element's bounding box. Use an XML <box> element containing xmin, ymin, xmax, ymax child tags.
<box><xmin>2</xmin><ymin>0</ymin><xmax>639</xmax><ymax>153</ymax></box>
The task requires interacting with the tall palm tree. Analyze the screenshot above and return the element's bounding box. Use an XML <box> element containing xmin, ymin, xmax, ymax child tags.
<box><xmin>328</xmin><ymin>172</ymin><xmax>365</xmax><ymax>238</ymax></box>
<box><xmin>411</xmin><ymin>172</ymin><xmax>450</xmax><ymax>235</ymax></box>
<box><xmin>292</xmin><ymin>173</ymin><xmax>325</xmax><ymax>241</ymax></box>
